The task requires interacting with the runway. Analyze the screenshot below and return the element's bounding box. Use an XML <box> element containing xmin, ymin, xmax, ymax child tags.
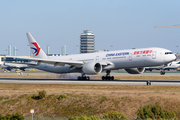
<box><xmin>1</xmin><ymin>72</ymin><xmax>180</xmax><ymax>76</ymax></box>
<box><xmin>0</xmin><ymin>77</ymin><xmax>180</xmax><ymax>86</ymax></box>
<box><xmin>0</xmin><ymin>71</ymin><xmax>180</xmax><ymax>85</ymax></box>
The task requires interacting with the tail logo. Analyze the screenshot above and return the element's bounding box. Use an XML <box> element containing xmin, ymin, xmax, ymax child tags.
<box><xmin>31</xmin><ymin>42</ymin><xmax>40</xmax><ymax>56</ymax></box>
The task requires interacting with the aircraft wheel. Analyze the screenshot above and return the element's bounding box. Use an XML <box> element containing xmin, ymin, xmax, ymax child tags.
<box><xmin>105</xmin><ymin>76</ymin><xmax>107</xmax><ymax>81</ymax></box>
<box><xmin>77</xmin><ymin>76</ymin><xmax>81</xmax><ymax>80</ymax></box>
<box><xmin>110</xmin><ymin>76</ymin><xmax>114</xmax><ymax>81</ymax></box>
<box><xmin>111</xmin><ymin>76</ymin><xmax>114</xmax><ymax>80</ymax></box>
<box><xmin>106</xmin><ymin>76</ymin><xmax>110</xmax><ymax>80</ymax></box>
<box><xmin>102</xmin><ymin>76</ymin><xmax>107</xmax><ymax>81</ymax></box>
<box><xmin>163</xmin><ymin>71</ymin><xmax>165</xmax><ymax>75</ymax></box>
<box><xmin>77</xmin><ymin>76</ymin><xmax>90</xmax><ymax>80</ymax></box>
<box><xmin>83</xmin><ymin>76</ymin><xmax>88</xmax><ymax>80</ymax></box>
<box><xmin>160</xmin><ymin>71</ymin><xmax>165</xmax><ymax>75</ymax></box>
<box><xmin>102</xmin><ymin>76</ymin><xmax>114</xmax><ymax>81</ymax></box>
<box><xmin>87</xmin><ymin>76</ymin><xmax>90</xmax><ymax>80</ymax></box>
<box><xmin>102</xmin><ymin>76</ymin><xmax>105</xmax><ymax>80</ymax></box>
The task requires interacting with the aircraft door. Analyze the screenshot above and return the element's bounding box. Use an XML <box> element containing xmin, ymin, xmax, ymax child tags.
<box><xmin>95</xmin><ymin>56</ymin><xmax>99</xmax><ymax>62</ymax></box>
<box><xmin>129</xmin><ymin>53</ymin><xmax>132</xmax><ymax>61</ymax></box>
<box><xmin>152</xmin><ymin>51</ymin><xmax>156</xmax><ymax>59</ymax></box>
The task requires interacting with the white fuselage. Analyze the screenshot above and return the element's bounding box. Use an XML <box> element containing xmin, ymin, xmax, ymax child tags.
<box><xmin>31</xmin><ymin>47</ymin><xmax>176</xmax><ymax>74</ymax></box>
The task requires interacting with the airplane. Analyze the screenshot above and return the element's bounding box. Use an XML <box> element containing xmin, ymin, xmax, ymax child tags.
<box><xmin>145</xmin><ymin>61</ymin><xmax>180</xmax><ymax>75</ymax></box>
<box><xmin>0</xmin><ymin>62</ymin><xmax>29</xmax><ymax>73</ymax></box>
<box><xmin>5</xmin><ymin>32</ymin><xmax>176</xmax><ymax>80</ymax></box>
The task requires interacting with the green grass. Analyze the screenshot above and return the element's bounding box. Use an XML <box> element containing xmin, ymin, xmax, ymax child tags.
<box><xmin>18</xmin><ymin>94</ymin><xmax>28</xmax><ymax>99</ymax></box>
<box><xmin>100</xmin><ymin>96</ymin><xmax>108</xmax><ymax>103</ymax></box>
<box><xmin>0</xmin><ymin>83</ymin><xmax>180</xmax><ymax>119</ymax></box>
<box><xmin>58</xmin><ymin>94</ymin><xmax>67</xmax><ymax>100</ymax></box>
<box><xmin>2</xmin><ymin>100</ymin><xmax>12</xmax><ymax>105</ymax></box>
<box><xmin>0</xmin><ymin>97</ymin><xmax>3</xmax><ymax>101</ymax></box>
<box><xmin>4</xmin><ymin>97</ymin><xmax>9</xmax><ymax>99</ymax></box>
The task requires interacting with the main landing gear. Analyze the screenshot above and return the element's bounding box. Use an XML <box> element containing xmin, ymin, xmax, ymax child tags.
<box><xmin>160</xmin><ymin>70</ymin><xmax>165</xmax><ymax>75</ymax></box>
<box><xmin>102</xmin><ymin>70</ymin><xmax>114</xmax><ymax>81</ymax></box>
<box><xmin>77</xmin><ymin>73</ymin><xmax>90</xmax><ymax>80</ymax></box>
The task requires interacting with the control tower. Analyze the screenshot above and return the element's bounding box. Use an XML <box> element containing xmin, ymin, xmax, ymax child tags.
<box><xmin>80</xmin><ymin>30</ymin><xmax>95</xmax><ymax>53</ymax></box>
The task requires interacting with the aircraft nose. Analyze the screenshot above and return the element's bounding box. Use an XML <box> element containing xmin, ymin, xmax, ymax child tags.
<box><xmin>173</xmin><ymin>54</ymin><xmax>176</xmax><ymax>61</ymax></box>
<box><xmin>166</xmin><ymin>54</ymin><xmax>176</xmax><ymax>62</ymax></box>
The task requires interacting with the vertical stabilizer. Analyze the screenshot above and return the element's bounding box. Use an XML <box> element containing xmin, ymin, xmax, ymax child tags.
<box><xmin>26</xmin><ymin>32</ymin><xmax>48</xmax><ymax>59</ymax></box>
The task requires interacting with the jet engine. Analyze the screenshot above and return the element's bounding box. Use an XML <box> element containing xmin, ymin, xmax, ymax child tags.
<box><xmin>125</xmin><ymin>67</ymin><xmax>145</xmax><ymax>74</ymax></box>
<box><xmin>82</xmin><ymin>62</ymin><xmax>102</xmax><ymax>75</ymax></box>
<box><xmin>19</xmin><ymin>67</ymin><xmax>26</xmax><ymax>71</ymax></box>
<box><xmin>6</xmin><ymin>66</ymin><xmax>12</xmax><ymax>71</ymax></box>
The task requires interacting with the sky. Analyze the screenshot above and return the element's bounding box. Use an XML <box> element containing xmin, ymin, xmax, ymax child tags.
<box><xmin>0</xmin><ymin>0</ymin><xmax>180</xmax><ymax>56</ymax></box>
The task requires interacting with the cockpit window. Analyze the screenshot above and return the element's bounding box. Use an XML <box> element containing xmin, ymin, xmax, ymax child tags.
<box><xmin>165</xmin><ymin>52</ymin><xmax>172</xmax><ymax>55</ymax></box>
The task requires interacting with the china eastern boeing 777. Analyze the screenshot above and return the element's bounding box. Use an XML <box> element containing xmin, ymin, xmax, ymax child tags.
<box><xmin>7</xmin><ymin>32</ymin><xmax>176</xmax><ymax>80</ymax></box>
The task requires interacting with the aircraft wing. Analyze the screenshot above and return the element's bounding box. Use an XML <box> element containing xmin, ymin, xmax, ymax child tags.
<box><xmin>5</xmin><ymin>57</ymin><xmax>111</xmax><ymax>68</ymax></box>
<box><xmin>15</xmin><ymin>57</ymin><xmax>84</xmax><ymax>67</ymax></box>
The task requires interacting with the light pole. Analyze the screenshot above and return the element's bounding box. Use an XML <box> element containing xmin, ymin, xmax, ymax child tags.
<box><xmin>176</xmin><ymin>46</ymin><xmax>178</xmax><ymax>54</ymax></box>
<box><xmin>5</xmin><ymin>49</ymin><xmax>7</xmax><ymax>55</ymax></box>
<box><xmin>27</xmin><ymin>45</ymin><xmax>32</xmax><ymax>57</ymax></box>
<box><xmin>47</xmin><ymin>45</ymin><xmax>50</xmax><ymax>55</ymax></box>
<box><xmin>110</xmin><ymin>45</ymin><xmax>113</xmax><ymax>50</ymax></box>
<box><xmin>76</xmin><ymin>45</ymin><xmax>79</xmax><ymax>54</ymax></box>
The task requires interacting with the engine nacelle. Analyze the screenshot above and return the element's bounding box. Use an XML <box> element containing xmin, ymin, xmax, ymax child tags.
<box><xmin>82</xmin><ymin>62</ymin><xmax>102</xmax><ymax>75</ymax></box>
<box><xmin>19</xmin><ymin>67</ymin><xmax>26</xmax><ymax>71</ymax></box>
<box><xmin>125</xmin><ymin>67</ymin><xmax>145</xmax><ymax>74</ymax></box>
<box><xmin>6</xmin><ymin>66</ymin><xmax>12</xmax><ymax>71</ymax></box>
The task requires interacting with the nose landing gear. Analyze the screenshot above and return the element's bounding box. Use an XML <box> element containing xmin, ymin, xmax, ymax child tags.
<box><xmin>160</xmin><ymin>70</ymin><xmax>165</xmax><ymax>75</ymax></box>
<box><xmin>102</xmin><ymin>70</ymin><xmax>114</xmax><ymax>81</ymax></box>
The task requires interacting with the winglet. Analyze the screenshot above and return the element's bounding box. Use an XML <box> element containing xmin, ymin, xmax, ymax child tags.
<box><xmin>26</xmin><ymin>32</ymin><xmax>48</xmax><ymax>59</ymax></box>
